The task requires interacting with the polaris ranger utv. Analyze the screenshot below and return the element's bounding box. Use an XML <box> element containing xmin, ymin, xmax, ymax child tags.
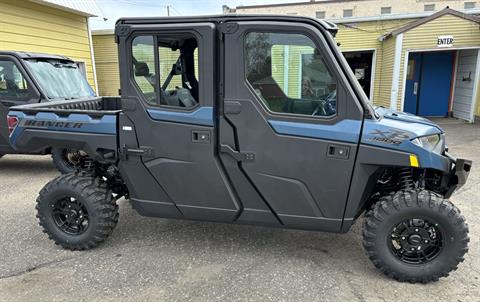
<box><xmin>0</xmin><ymin>51</ymin><xmax>94</xmax><ymax>173</ymax></box>
<box><xmin>8</xmin><ymin>15</ymin><xmax>472</xmax><ymax>283</ymax></box>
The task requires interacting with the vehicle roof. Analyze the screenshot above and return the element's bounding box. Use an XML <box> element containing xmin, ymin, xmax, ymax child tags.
<box><xmin>116</xmin><ymin>14</ymin><xmax>338</xmax><ymax>36</ymax></box>
<box><xmin>0</xmin><ymin>51</ymin><xmax>74</xmax><ymax>62</ymax></box>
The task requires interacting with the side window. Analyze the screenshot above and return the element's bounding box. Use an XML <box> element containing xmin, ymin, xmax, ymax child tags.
<box><xmin>0</xmin><ymin>59</ymin><xmax>35</xmax><ymax>101</ymax></box>
<box><xmin>132</xmin><ymin>34</ymin><xmax>199</xmax><ymax>109</ymax></box>
<box><xmin>245</xmin><ymin>32</ymin><xmax>337</xmax><ymax>117</ymax></box>
<box><xmin>132</xmin><ymin>36</ymin><xmax>157</xmax><ymax>105</ymax></box>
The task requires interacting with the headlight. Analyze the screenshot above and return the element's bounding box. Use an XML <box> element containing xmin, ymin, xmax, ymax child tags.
<box><xmin>411</xmin><ymin>134</ymin><xmax>445</xmax><ymax>154</ymax></box>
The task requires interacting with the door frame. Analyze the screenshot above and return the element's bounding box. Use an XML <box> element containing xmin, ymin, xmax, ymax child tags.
<box><xmin>342</xmin><ymin>48</ymin><xmax>377</xmax><ymax>103</ymax></box>
<box><xmin>400</xmin><ymin>46</ymin><xmax>480</xmax><ymax>122</ymax></box>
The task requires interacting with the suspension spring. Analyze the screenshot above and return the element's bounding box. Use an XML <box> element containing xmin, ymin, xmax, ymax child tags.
<box><xmin>398</xmin><ymin>168</ymin><xmax>415</xmax><ymax>190</ymax></box>
<box><xmin>81</xmin><ymin>157</ymin><xmax>96</xmax><ymax>176</ymax></box>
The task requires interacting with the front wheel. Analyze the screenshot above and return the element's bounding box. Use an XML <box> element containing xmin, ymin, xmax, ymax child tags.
<box><xmin>363</xmin><ymin>190</ymin><xmax>469</xmax><ymax>283</ymax></box>
<box><xmin>36</xmin><ymin>173</ymin><xmax>119</xmax><ymax>250</ymax></box>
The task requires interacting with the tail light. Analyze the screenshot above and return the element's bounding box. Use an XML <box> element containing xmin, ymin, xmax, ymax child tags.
<box><xmin>7</xmin><ymin>116</ymin><xmax>19</xmax><ymax>136</ymax></box>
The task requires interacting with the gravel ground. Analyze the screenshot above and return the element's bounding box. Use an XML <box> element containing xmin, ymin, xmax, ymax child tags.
<box><xmin>0</xmin><ymin>119</ymin><xmax>478</xmax><ymax>302</ymax></box>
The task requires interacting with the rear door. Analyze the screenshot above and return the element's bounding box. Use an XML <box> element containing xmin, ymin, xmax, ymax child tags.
<box><xmin>117</xmin><ymin>23</ymin><xmax>241</xmax><ymax>222</ymax></box>
<box><xmin>219</xmin><ymin>21</ymin><xmax>365</xmax><ymax>231</ymax></box>
<box><xmin>0</xmin><ymin>57</ymin><xmax>40</xmax><ymax>153</ymax></box>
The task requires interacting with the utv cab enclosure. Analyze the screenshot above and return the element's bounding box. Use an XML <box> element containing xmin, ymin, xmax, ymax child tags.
<box><xmin>0</xmin><ymin>51</ymin><xmax>96</xmax><ymax>173</ymax></box>
<box><xmin>8</xmin><ymin>15</ymin><xmax>472</xmax><ymax>283</ymax></box>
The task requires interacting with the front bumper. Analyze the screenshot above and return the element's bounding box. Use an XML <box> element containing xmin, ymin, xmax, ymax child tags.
<box><xmin>444</xmin><ymin>152</ymin><xmax>472</xmax><ymax>198</ymax></box>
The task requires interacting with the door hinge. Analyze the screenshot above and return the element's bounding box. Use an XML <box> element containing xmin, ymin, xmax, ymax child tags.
<box><xmin>220</xmin><ymin>144</ymin><xmax>255</xmax><ymax>162</ymax></box>
<box><xmin>120</xmin><ymin>145</ymin><xmax>154</xmax><ymax>160</ymax></box>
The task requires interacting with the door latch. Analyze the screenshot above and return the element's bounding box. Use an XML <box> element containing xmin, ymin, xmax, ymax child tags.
<box><xmin>220</xmin><ymin>144</ymin><xmax>255</xmax><ymax>162</ymax></box>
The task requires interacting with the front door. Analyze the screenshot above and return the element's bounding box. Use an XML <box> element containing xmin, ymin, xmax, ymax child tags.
<box><xmin>0</xmin><ymin>57</ymin><xmax>40</xmax><ymax>153</ymax></box>
<box><xmin>220</xmin><ymin>22</ymin><xmax>364</xmax><ymax>231</ymax></box>
<box><xmin>404</xmin><ymin>52</ymin><xmax>453</xmax><ymax>116</ymax></box>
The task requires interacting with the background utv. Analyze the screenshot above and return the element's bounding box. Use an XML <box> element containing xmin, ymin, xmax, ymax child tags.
<box><xmin>0</xmin><ymin>51</ymin><xmax>92</xmax><ymax>173</ymax></box>
<box><xmin>8</xmin><ymin>15</ymin><xmax>472</xmax><ymax>283</ymax></box>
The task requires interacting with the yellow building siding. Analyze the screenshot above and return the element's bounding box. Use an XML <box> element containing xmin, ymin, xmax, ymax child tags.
<box><xmin>335</xmin><ymin>19</ymin><xmax>415</xmax><ymax>105</ymax></box>
<box><xmin>92</xmin><ymin>34</ymin><xmax>119</xmax><ymax>96</ymax></box>
<box><xmin>376</xmin><ymin>37</ymin><xmax>396</xmax><ymax>108</ymax></box>
<box><xmin>395</xmin><ymin>14</ymin><xmax>480</xmax><ymax>111</ymax></box>
<box><xmin>0</xmin><ymin>0</ymin><xmax>95</xmax><ymax>89</ymax></box>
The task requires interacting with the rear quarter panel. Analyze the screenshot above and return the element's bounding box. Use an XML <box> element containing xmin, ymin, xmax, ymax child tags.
<box><xmin>8</xmin><ymin>110</ymin><xmax>117</xmax><ymax>156</ymax></box>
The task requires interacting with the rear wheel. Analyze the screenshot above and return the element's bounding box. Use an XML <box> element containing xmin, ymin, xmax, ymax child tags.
<box><xmin>363</xmin><ymin>190</ymin><xmax>469</xmax><ymax>283</ymax></box>
<box><xmin>51</xmin><ymin>148</ymin><xmax>84</xmax><ymax>174</ymax></box>
<box><xmin>36</xmin><ymin>173</ymin><xmax>118</xmax><ymax>250</ymax></box>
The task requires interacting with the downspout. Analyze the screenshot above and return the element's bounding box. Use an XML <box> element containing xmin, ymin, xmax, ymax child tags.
<box><xmin>87</xmin><ymin>17</ymin><xmax>99</xmax><ymax>94</ymax></box>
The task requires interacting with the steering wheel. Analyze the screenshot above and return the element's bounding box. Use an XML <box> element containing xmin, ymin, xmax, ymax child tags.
<box><xmin>311</xmin><ymin>90</ymin><xmax>337</xmax><ymax>116</ymax></box>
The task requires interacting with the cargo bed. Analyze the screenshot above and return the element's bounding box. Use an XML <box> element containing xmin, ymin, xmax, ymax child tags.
<box><xmin>8</xmin><ymin>97</ymin><xmax>121</xmax><ymax>158</ymax></box>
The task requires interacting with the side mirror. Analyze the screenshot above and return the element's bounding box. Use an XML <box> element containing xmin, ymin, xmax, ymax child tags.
<box><xmin>134</xmin><ymin>62</ymin><xmax>150</xmax><ymax>77</ymax></box>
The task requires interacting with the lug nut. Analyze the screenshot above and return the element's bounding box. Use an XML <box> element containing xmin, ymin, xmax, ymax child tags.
<box><xmin>424</xmin><ymin>240</ymin><xmax>429</xmax><ymax>243</ymax></box>
<box><xmin>402</xmin><ymin>236</ymin><xmax>406</xmax><ymax>240</ymax></box>
<box><xmin>415</xmin><ymin>228</ymin><xmax>419</xmax><ymax>232</ymax></box>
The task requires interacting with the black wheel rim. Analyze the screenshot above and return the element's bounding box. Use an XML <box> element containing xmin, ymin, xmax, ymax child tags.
<box><xmin>389</xmin><ymin>218</ymin><xmax>443</xmax><ymax>264</ymax></box>
<box><xmin>52</xmin><ymin>197</ymin><xmax>89</xmax><ymax>235</ymax></box>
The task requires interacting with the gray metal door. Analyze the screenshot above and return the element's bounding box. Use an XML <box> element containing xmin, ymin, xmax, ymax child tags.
<box><xmin>219</xmin><ymin>21</ymin><xmax>364</xmax><ymax>232</ymax></box>
<box><xmin>117</xmin><ymin>23</ymin><xmax>241</xmax><ymax>222</ymax></box>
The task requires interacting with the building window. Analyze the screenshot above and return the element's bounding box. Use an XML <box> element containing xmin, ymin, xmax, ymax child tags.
<box><xmin>343</xmin><ymin>9</ymin><xmax>353</xmax><ymax>17</ymax></box>
<box><xmin>424</xmin><ymin>4</ymin><xmax>435</xmax><ymax>11</ymax></box>
<box><xmin>381</xmin><ymin>7</ymin><xmax>391</xmax><ymax>14</ymax></box>
<box><xmin>244</xmin><ymin>32</ymin><xmax>337</xmax><ymax>117</ymax></box>
<box><xmin>316</xmin><ymin>11</ymin><xmax>326</xmax><ymax>19</ymax></box>
<box><xmin>464</xmin><ymin>2</ymin><xmax>476</xmax><ymax>9</ymax></box>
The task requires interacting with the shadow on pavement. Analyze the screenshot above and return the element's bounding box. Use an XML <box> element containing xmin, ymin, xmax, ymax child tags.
<box><xmin>0</xmin><ymin>155</ymin><xmax>56</xmax><ymax>173</ymax></box>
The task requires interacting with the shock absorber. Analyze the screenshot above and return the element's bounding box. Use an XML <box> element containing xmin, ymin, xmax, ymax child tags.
<box><xmin>398</xmin><ymin>168</ymin><xmax>415</xmax><ymax>190</ymax></box>
<box><xmin>79</xmin><ymin>157</ymin><xmax>96</xmax><ymax>176</ymax></box>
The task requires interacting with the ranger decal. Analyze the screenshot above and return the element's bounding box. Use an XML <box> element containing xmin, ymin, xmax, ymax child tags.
<box><xmin>20</xmin><ymin>119</ymin><xmax>85</xmax><ymax>129</ymax></box>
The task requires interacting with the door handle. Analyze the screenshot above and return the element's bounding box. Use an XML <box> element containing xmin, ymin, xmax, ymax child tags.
<box><xmin>327</xmin><ymin>144</ymin><xmax>350</xmax><ymax>160</ymax></box>
<box><xmin>192</xmin><ymin>130</ymin><xmax>210</xmax><ymax>143</ymax></box>
<box><xmin>220</xmin><ymin>144</ymin><xmax>255</xmax><ymax>162</ymax></box>
<box><xmin>413</xmin><ymin>82</ymin><xmax>418</xmax><ymax>95</ymax></box>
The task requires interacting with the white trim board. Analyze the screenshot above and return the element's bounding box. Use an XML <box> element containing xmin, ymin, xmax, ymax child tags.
<box><xmin>390</xmin><ymin>33</ymin><xmax>404</xmax><ymax>110</ymax></box>
<box><xmin>469</xmin><ymin>50</ymin><xmax>480</xmax><ymax>122</ymax></box>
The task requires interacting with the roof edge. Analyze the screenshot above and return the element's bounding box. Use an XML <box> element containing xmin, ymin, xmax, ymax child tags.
<box><xmin>381</xmin><ymin>7</ymin><xmax>480</xmax><ymax>40</ymax></box>
<box><xmin>28</xmin><ymin>0</ymin><xmax>97</xmax><ymax>17</ymax></box>
<box><xmin>235</xmin><ymin>0</ymin><xmax>372</xmax><ymax>10</ymax></box>
<box><xmin>92</xmin><ymin>29</ymin><xmax>115</xmax><ymax>35</ymax></box>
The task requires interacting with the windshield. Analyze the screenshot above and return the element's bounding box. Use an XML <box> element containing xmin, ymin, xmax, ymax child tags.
<box><xmin>25</xmin><ymin>60</ymin><xmax>95</xmax><ymax>99</ymax></box>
